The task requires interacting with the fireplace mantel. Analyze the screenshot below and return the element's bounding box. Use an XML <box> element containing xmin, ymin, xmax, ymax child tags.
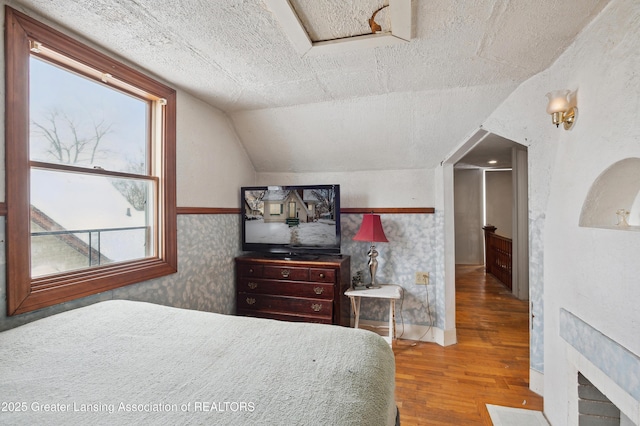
<box><xmin>560</xmin><ymin>309</ymin><xmax>640</xmax><ymax>425</ymax></box>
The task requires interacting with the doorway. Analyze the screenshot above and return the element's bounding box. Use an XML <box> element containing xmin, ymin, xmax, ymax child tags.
<box><xmin>450</xmin><ymin>130</ymin><xmax>529</xmax><ymax>300</ymax></box>
<box><xmin>440</xmin><ymin>128</ymin><xmax>531</xmax><ymax>345</ymax></box>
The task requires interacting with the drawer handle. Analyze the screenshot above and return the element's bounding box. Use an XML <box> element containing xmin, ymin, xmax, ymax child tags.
<box><xmin>313</xmin><ymin>287</ymin><xmax>324</xmax><ymax>295</ymax></box>
<box><xmin>248</xmin><ymin>282</ymin><xmax>258</xmax><ymax>289</ymax></box>
<box><xmin>246</xmin><ymin>297</ymin><xmax>256</xmax><ymax>305</ymax></box>
<box><xmin>311</xmin><ymin>303</ymin><xmax>322</xmax><ymax>312</ymax></box>
<box><xmin>248</xmin><ymin>268</ymin><xmax>254</xmax><ymax>274</ymax></box>
<box><xmin>319</xmin><ymin>273</ymin><xmax>325</xmax><ymax>279</ymax></box>
<box><xmin>281</xmin><ymin>269</ymin><xmax>290</xmax><ymax>278</ymax></box>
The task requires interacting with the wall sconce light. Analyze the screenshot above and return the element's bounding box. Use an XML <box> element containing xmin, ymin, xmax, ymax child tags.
<box><xmin>546</xmin><ymin>89</ymin><xmax>577</xmax><ymax>130</ymax></box>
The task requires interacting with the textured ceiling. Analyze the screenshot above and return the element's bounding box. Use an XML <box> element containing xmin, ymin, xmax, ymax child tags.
<box><xmin>290</xmin><ymin>0</ymin><xmax>390</xmax><ymax>41</ymax></box>
<box><xmin>456</xmin><ymin>134</ymin><xmax>519</xmax><ymax>170</ymax></box>
<box><xmin>15</xmin><ymin>0</ymin><xmax>611</xmax><ymax>173</ymax></box>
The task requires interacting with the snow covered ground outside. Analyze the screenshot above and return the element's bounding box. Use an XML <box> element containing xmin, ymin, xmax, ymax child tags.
<box><xmin>245</xmin><ymin>218</ymin><xmax>337</xmax><ymax>246</ymax></box>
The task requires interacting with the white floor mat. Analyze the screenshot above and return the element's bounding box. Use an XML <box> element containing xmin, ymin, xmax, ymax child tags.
<box><xmin>486</xmin><ymin>404</ymin><xmax>550</xmax><ymax>426</ymax></box>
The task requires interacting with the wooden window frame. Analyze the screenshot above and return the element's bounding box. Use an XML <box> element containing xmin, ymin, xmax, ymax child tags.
<box><xmin>5</xmin><ymin>7</ymin><xmax>177</xmax><ymax>316</ymax></box>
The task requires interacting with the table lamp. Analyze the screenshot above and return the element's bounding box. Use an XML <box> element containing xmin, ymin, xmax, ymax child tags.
<box><xmin>353</xmin><ymin>214</ymin><xmax>388</xmax><ymax>288</ymax></box>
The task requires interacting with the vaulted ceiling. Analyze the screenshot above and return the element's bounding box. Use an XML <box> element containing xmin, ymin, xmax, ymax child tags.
<box><xmin>16</xmin><ymin>0</ymin><xmax>610</xmax><ymax>172</ymax></box>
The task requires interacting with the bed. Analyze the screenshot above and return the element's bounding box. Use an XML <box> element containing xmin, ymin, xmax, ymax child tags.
<box><xmin>0</xmin><ymin>300</ymin><xmax>397</xmax><ymax>425</ymax></box>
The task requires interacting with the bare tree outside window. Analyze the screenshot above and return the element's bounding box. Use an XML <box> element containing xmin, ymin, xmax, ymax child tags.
<box><xmin>310</xmin><ymin>189</ymin><xmax>335</xmax><ymax>219</ymax></box>
<box><xmin>31</xmin><ymin>108</ymin><xmax>112</xmax><ymax>165</ymax></box>
<box><xmin>31</xmin><ymin>109</ymin><xmax>147</xmax><ymax>211</ymax></box>
<box><xmin>110</xmin><ymin>157</ymin><xmax>148</xmax><ymax>211</ymax></box>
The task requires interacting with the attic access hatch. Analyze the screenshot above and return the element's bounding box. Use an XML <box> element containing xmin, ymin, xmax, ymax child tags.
<box><xmin>264</xmin><ymin>0</ymin><xmax>412</xmax><ymax>56</ymax></box>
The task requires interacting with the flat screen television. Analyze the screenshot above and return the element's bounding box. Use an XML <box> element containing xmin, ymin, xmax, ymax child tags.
<box><xmin>241</xmin><ymin>184</ymin><xmax>341</xmax><ymax>256</ymax></box>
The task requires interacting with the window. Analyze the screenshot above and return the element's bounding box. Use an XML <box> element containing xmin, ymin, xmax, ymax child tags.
<box><xmin>5</xmin><ymin>7</ymin><xmax>177</xmax><ymax>315</ymax></box>
<box><xmin>270</xmin><ymin>204</ymin><xmax>283</xmax><ymax>215</ymax></box>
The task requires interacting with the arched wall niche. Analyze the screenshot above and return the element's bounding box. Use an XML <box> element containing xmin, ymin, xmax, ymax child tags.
<box><xmin>579</xmin><ymin>157</ymin><xmax>640</xmax><ymax>231</ymax></box>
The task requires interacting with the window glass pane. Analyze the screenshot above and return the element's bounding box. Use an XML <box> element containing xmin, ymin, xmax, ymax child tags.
<box><xmin>270</xmin><ymin>204</ymin><xmax>281</xmax><ymax>215</ymax></box>
<box><xmin>30</xmin><ymin>168</ymin><xmax>155</xmax><ymax>277</ymax></box>
<box><xmin>29</xmin><ymin>56</ymin><xmax>148</xmax><ymax>174</ymax></box>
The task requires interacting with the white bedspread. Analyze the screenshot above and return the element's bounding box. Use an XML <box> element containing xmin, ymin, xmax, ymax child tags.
<box><xmin>0</xmin><ymin>300</ymin><xmax>396</xmax><ymax>425</ymax></box>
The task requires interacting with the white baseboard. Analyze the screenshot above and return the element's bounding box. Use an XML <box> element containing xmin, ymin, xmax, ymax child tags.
<box><xmin>530</xmin><ymin>368</ymin><xmax>544</xmax><ymax>396</ymax></box>
<box><xmin>355</xmin><ymin>319</ymin><xmax>457</xmax><ymax>347</ymax></box>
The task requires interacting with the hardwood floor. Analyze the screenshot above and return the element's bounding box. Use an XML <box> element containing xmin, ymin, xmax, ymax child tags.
<box><xmin>393</xmin><ymin>264</ymin><xmax>543</xmax><ymax>425</ymax></box>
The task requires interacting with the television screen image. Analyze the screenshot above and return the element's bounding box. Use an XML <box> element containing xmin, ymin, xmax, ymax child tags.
<box><xmin>241</xmin><ymin>185</ymin><xmax>341</xmax><ymax>255</ymax></box>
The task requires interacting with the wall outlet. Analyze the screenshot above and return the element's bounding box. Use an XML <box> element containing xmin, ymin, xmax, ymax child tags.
<box><xmin>415</xmin><ymin>272</ymin><xmax>430</xmax><ymax>285</ymax></box>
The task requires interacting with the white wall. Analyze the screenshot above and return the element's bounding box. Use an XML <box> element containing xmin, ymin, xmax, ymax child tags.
<box><xmin>483</xmin><ymin>0</ymin><xmax>640</xmax><ymax>423</ymax></box>
<box><xmin>451</xmin><ymin>168</ymin><xmax>514</xmax><ymax>265</ymax></box>
<box><xmin>257</xmin><ymin>168</ymin><xmax>435</xmax><ymax>208</ymax></box>
<box><xmin>230</xmin><ymin>85</ymin><xmax>517</xmax><ymax>174</ymax></box>
<box><xmin>485</xmin><ymin>170</ymin><xmax>513</xmax><ymax>239</ymax></box>
<box><xmin>176</xmin><ymin>93</ymin><xmax>255</xmax><ymax>207</ymax></box>
<box><xmin>453</xmin><ymin>169</ymin><xmax>483</xmax><ymax>264</ymax></box>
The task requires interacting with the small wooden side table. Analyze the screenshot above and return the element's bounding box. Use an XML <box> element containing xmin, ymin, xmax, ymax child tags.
<box><xmin>344</xmin><ymin>284</ymin><xmax>403</xmax><ymax>346</ymax></box>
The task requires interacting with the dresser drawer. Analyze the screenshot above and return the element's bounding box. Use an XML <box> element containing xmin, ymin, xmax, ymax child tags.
<box><xmin>238</xmin><ymin>264</ymin><xmax>263</xmax><ymax>278</ymax></box>
<box><xmin>237</xmin><ymin>294</ymin><xmax>333</xmax><ymax>319</ymax></box>
<box><xmin>238</xmin><ymin>279</ymin><xmax>334</xmax><ymax>299</ymax></box>
<box><xmin>235</xmin><ymin>255</ymin><xmax>350</xmax><ymax>326</ymax></box>
<box><xmin>309</xmin><ymin>268</ymin><xmax>335</xmax><ymax>283</ymax></box>
<box><xmin>263</xmin><ymin>265</ymin><xmax>309</xmax><ymax>281</ymax></box>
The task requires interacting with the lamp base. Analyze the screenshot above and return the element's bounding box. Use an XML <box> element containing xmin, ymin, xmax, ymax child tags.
<box><xmin>364</xmin><ymin>244</ymin><xmax>382</xmax><ymax>289</ymax></box>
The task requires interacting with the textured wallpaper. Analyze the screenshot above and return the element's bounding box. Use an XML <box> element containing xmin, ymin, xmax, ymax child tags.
<box><xmin>0</xmin><ymin>215</ymin><xmax>242</xmax><ymax>331</ymax></box>
<box><xmin>113</xmin><ymin>214</ymin><xmax>241</xmax><ymax>314</ymax></box>
<box><xmin>1</xmin><ymin>212</ymin><xmax>451</xmax><ymax>340</ymax></box>
<box><xmin>529</xmin><ymin>211</ymin><xmax>545</xmax><ymax>372</ymax></box>
<box><xmin>341</xmin><ymin>213</ymin><xmax>441</xmax><ymax>328</ymax></box>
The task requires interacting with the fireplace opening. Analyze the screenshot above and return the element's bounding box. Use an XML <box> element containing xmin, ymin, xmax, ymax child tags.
<box><xmin>578</xmin><ymin>373</ymin><xmax>636</xmax><ymax>426</ymax></box>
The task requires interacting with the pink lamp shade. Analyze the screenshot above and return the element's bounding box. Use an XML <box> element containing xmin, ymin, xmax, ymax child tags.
<box><xmin>353</xmin><ymin>214</ymin><xmax>388</xmax><ymax>243</ymax></box>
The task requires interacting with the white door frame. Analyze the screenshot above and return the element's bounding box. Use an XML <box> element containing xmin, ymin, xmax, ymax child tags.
<box><xmin>439</xmin><ymin>129</ymin><xmax>530</xmax><ymax>345</ymax></box>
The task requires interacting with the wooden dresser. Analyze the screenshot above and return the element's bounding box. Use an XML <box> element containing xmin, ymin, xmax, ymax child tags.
<box><xmin>235</xmin><ymin>253</ymin><xmax>350</xmax><ymax>326</ymax></box>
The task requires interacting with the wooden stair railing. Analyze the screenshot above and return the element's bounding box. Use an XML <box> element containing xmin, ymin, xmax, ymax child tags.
<box><xmin>482</xmin><ymin>226</ymin><xmax>512</xmax><ymax>290</ymax></box>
